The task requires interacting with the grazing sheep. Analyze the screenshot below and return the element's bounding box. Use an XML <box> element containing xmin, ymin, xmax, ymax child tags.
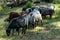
<box><xmin>29</xmin><ymin>8</ymin><xmax>42</xmax><ymax>25</ymax></box>
<box><xmin>6</xmin><ymin>19</ymin><xmax>20</xmax><ymax>36</ymax></box>
<box><xmin>4</xmin><ymin>11</ymin><xmax>28</xmax><ymax>23</ymax></box>
<box><xmin>6</xmin><ymin>8</ymin><xmax>42</xmax><ymax>36</ymax></box>
<box><xmin>6</xmin><ymin>16</ymin><xmax>27</xmax><ymax>36</ymax></box>
<box><xmin>5</xmin><ymin>7</ymin><xmax>43</xmax><ymax>36</ymax></box>
<box><xmin>24</xmin><ymin>7</ymin><xmax>43</xmax><ymax>26</ymax></box>
<box><xmin>6</xmin><ymin>11</ymin><xmax>30</xmax><ymax>36</ymax></box>
<box><xmin>5</xmin><ymin>12</ymin><xmax>20</xmax><ymax>22</ymax></box>
<box><xmin>39</xmin><ymin>5</ymin><xmax>55</xmax><ymax>18</ymax></box>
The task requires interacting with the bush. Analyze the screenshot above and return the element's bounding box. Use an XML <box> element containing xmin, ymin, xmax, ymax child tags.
<box><xmin>53</xmin><ymin>0</ymin><xmax>60</xmax><ymax>4</ymax></box>
<box><xmin>23</xmin><ymin>1</ymin><xmax>32</xmax><ymax>8</ymax></box>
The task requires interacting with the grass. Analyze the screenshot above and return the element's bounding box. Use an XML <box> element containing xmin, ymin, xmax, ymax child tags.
<box><xmin>0</xmin><ymin>7</ymin><xmax>22</xmax><ymax>15</ymax></box>
<box><xmin>0</xmin><ymin>4</ymin><xmax>60</xmax><ymax>40</ymax></box>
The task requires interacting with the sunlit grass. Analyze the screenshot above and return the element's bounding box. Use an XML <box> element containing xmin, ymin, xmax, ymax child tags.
<box><xmin>51</xmin><ymin>22</ymin><xmax>60</xmax><ymax>29</ymax></box>
<box><xmin>0</xmin><ymin>7</ymin><xmax>2</xmax><ymax>11</ymax></box>
<box><xmin>27</xmin><ymin>26</ymin><xmax>45</xmax><ymax>32</ymax></box>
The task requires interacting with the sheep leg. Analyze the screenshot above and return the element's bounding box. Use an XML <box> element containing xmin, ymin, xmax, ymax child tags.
<box><xmin>6</xmin><ymin>28</ymin><xmax>11</xmax><ymax>36</ymax></box>
<box><xmin>41</xmin><ymin>20</ymin><xmax>43</xmax><ymax>26</ymax></box>
<box><xmin>50</xmin><ymin>14</ymin><xmax>52</xmax><ymax>19</ymax></box>
<box><xmin>12</xmin><ymin>29</ymin><xmax>14</xmax><ymax>36</ymax></box>
<box><xmin>16</xmin><ymin>28</ymin><xmax>19</xmax><ymax>35</ymax></box>
<box><xmin>22</xmin><ymin>26</ymin><xmax>27</xmax><ymax>35</ymax></box>
<box><xmin>32</xmin><ymin>23</ymin><xmax>35</xmax><ymax>28</ymax></box>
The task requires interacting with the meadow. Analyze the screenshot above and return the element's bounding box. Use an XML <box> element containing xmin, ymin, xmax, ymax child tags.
<box><xmin>0</xmin><ymin>4</ymin><xmax>60</xmax><ymax>40</ymax></box>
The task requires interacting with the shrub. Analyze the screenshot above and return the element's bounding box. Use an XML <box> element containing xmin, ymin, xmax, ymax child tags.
<box><xmin>53</xmin><ymin>0</ymin><xmax>60</xmax><ymax>4</ymax></box>
<box><xmin>23</xmin><ymin>1</ymin><xmax>32</xmax><ymax>8</ymax></box>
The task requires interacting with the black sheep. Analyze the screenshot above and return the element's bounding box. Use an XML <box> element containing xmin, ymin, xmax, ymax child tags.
<box><xmin>6</xmin><ymin>19</ymin><xmax>20</xmax><ymax>36</ymax></box>
<box><xmin>39</xmin><ymin>6</ymin><xmax>55</xmax><ymax>18</ymax></box>
<box><xmin>6</xmin><ymin>16</ymin><xmax>27</xmax><ymax>36</ymax></box>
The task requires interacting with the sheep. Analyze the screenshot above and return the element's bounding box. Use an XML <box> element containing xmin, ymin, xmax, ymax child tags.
<box><xmin>39</xmin><ymin>5</ymin><xmax>55</xmax><ymax>18</ymax></box>
<box><xmin>29</xmin><ymin>8</ymin><xmax>42</xmax><ymax>26</ymax></box>
<box><xmin>6</xmin><ymin>8</ymin><xmax>42</xmax><ymax>36</ymax></box>
<box><xmin>6</xmin><ymin>16</ymin><xmax>27</xmax><ymax>36</ymax></box>
<box><xmin>5</xmin><ymin>11</ymin><xmax>27</xmax><ymax>22</ymax></box>
<box><xmin>5</xmin><ymin>12</ymin><xmax>20</xmax><ymax>22</ymax></box>
<box><xmin>6</xmin><ymin>19</ymin><xmax>20</xmax><ymax>36</ymax></box>
<box><xmin>6</xmin><ymin>11</ymin><xmax>30</xmax><ymax>36</ymax></box>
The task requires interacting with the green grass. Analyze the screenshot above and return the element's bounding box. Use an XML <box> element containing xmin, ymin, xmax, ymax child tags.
<box><xmin>0</xmin><ymin>4</ymin><xmax>60</xmax><ymax>40</ymax></box>
<box><xmin>0</xmin><ymin>7</ymin><xmax>22</xmax><ymax>15</ymax></box>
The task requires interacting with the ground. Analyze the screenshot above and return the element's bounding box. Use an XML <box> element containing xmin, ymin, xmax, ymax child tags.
<box><xmin>0</xmin><ymin>4</ymin><xmax>60</xmax><ymax>40</ymax></box>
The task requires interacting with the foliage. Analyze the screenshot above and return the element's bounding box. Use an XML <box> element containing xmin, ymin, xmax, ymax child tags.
<box><xmin>23</xmin><ymin>1</ymin><xmax>32</xmax><ymax>8</ymax></box>
<box><xmin>53</xmin><ymin>0</ymin><xmax>60</xmax><ymax>4</ymax></box>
